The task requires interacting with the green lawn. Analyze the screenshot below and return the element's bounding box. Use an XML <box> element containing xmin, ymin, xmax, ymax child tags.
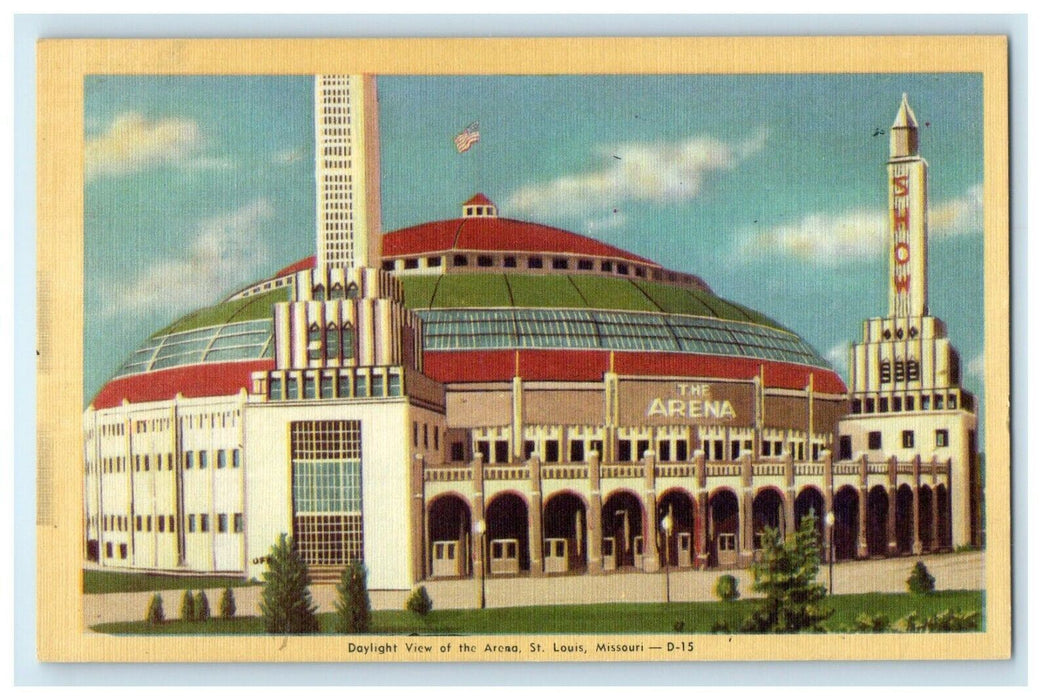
<box><xmin>83</xmin><ymin>569</ymin><xmax>254</xmax><ymax>595</ymax></box>
<box><xmin>91</xmin><ymin>590</ymin><xmax>982</xmax><ymax>635</ymax></box>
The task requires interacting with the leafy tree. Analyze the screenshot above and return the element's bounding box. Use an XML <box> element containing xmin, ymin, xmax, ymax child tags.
<box><xmin>405</xmin><ymin>585</ymin><xmax>433</xmax><ymax>616</ymax></box>
<box><xmin>906</xmin><ymin>561</ymin><xmax>936</xmax><ymax>594</ymax></box>
<box><xmin>334</xmin><ymin>561</ymin><xmax>371</xmax><ymax>633</ymax></box>
<box><xmin>194</xmin><ymin>590</ymin><xmax>211</xmax><ymax>622</ymax></box>
<box><xmin>146</xmin><ymin>593</ymin><xmax>165</xmax><ymax>625</ymax></box>
<box><xmin>715</xmin><ymin>574</ymin><xmax>740</xmax><ymax>602</ymax></box>
<box><xmin>853</xmin><ymin>612</ymin><xmax>891</xmax><ymax>632</ymax></box>
<box><xmin>258</xmin><ymin>533</ymin><xmax>319</xmax><ymax>634</ymax></box>
<box><xmin>741</xmin><ymin>514</ymin><xmax>833</xmax><ymax>633</ymax></box>
<box><xmin>180</xmin><ymin>590</ymin><xmax>196</xmax><ymax>622</ymax></box>
<box><xmin>219</xmin><ymin>587</ymin><xmax>237</xmax><ymax>619</ymax></box>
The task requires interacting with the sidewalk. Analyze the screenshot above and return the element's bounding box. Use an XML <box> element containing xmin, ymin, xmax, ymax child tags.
<box><xmin>83</xmin><ymin>550</ymin><xmax>984</xmax><ymax>626</ymax></box>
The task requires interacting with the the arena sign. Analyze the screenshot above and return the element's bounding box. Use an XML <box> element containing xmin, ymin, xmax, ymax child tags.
<box><xmin>646</xmin><ymin>383</ymin><xmax>737</xmax><ymax>421</ymax></box>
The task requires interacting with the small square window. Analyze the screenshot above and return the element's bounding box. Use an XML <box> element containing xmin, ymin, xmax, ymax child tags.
<box><xmin>503</xmin><ymin>256</ymin><xmax>517</xmax><ymax>268</ymax></box>
<box><xmin>427</xmin><ymin>256</ymin><xmax>442</xmax><ymax>267</ymax></box>
<box><xmin>600</xmin><ymin>261</ymin><xmax>613</xmax><ymax>272</ymax></box>
<box><xmin>868</xmin><ymin>432</ymin><xmax>882</xmax><ymax>450</ymax></box>
<box><xmin>528</xmin><ymin>257</ymin><xmax>543</xmax><ymax>269</ymax></box>
<box><xmin>403</xmin><ymin>258</ymin><xmax>419</xmax><ymax>269</ymax></box>
<box><xmin>552</xmin><ymin>258</ymin><xmax>568</xmax><ymax>270</ymax></box>
<box><xmin>616</xmin><ymin>263</ymin><xmax>628</xmax><ymax>275</ymax></box>
<box><xmin>935</xmin><ymin>429</ymin><xmax>949</xmax><ymax>447</ymax></box>
<box><xmin>902</xmin><ymin>430</ymin><xmax>915</xmax><ymax>448</ymax></box>
<box><xmin>544</xmin><ymin>440</ymin><xmax>559</xmax><ymax>463</ymax></box>
<box><xmin>577</xmin><ymin>259</ymin><xmax>594</xmax><ymax>271</ymax></box>
<box><xmin>477</xmin><ymin>255</ymin><xmax>494</xmax><ymax>267</ymax></box>
<box><xmin>453</xmin><ymin>254</ymin><xmax>468</xmax><ymax>267</ymax></box>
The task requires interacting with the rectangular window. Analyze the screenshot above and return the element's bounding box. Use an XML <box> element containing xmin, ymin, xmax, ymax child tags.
<box><xmin>478</xmin><ymin>442</ymin><xmax>491</xmax><ymax>463</ymax></box>
<box><xmin>617</xmin><ymin>439</ymin><xmax>631</xmax><ymax>462</ymax></box>
<box><xmin>218</xmin><ymin>514</ymin><xmax>228</xmax><ymax>533</ymax></box>
<box><xmin>905</xmin><ymin>396</ymin><xmax>915</xmax><ymax>411</ymax></box>
<box><xmin>303</xmin><ymin>375</ymin><xmax>317</xmax><ymax>399</ymax></box>
<box><xmin>119</xmin><ymin>543</ymin><xmax>127</xmax><ymax>559</ymax></box>
<box><xmin>878</xmin><ymin>397</ymin><xmax>889</xmax><ymax>412</ymax></box>
<box><xmin>658</xmin><ymin>440</ymin><xmax>671</xmax><ymax>462</ymax></box>
<box><xmin>761</xmin><ymin>440</ymin><xmax>771</xmax><ymax>457</ymax></box>
<box><xmin>552</xmin><ymin>258</ymin><xmax>569</xmax><ymax>270</ymax></box>
<box><xmin>868</xmin><ymin>432</ymin><xmax>882</xmax><ymax>450</ymax></box>
<box><xmin>544</xmin><ymin>440</ymin><xmax>559</xmax><ymax>463</ymax></box>
<box><xmin>217</xmin><ymin>449</ymin><xmax>227</xmax><ymax>469</ymax></box>
<box><xmin>894</xmin><ymin>360</ymin><xmax>906</xmax><ymax>381</ymax></box>
<box><xmin>144</xmin><ymin>455</ymin><xmax>150</xmax><ymax>472</ymax></box>
<box><xmin>812</xmin><ymin>444</ymin><xmax>821</xmax><ymax>460</ymax></box>
<box><xmin>494</xmin><ymin>440</ymin><xmax>509</xmax><ymax>464</ymax></box>
<box><xmin>423</xmin><ymin>423</ymin><xmax>429</xmax><ymax>449</ymax></box>
<box><xmin>476</xmin><ymin>255</ymin><xmax>494</xmax><ymax>267</ymax></box>
<box><xmin>528</xmin><ymin>256</ymin><xmax>543</xmax><ymax>269</ymax></box>
<box><xmin>589</xmin><ymin>440</ymin><xmax>604</xmax><ymax>462</ymax></box>
<box><xmin>158</xmin><ymin>516</ymin><xmax>166</xmax><ymax>532</ymax></box>
<box><xmin>287</xmin><ymin>376</ymin><xmax>300</xmax><ymax>399</ymax></box>
<box><xmin>616</xmin><ymin>263</ymin><xmax>629</xmax><ymax>275</ymax></box>
<box><xmin>907</xmin><ymin>360</ymin><xmax>920</xmax><ymax>381</ymax></box>
<box><xmin>577</xmin><ymin>259</ymin><xmax>594</xmax><ymax>271</ymax></box>
<box><xmin>388</xmin><ymin>373</ymin><xmax>401</xmax><ymax>397</ymax></box>
<box><xmin>234</xmin><ymin>513</ymin><xmax>244</xmax><ymax>533</ymax></box>
<box><xmin>921</xmin><ymin>394</ymin><xmax>931</xmax><ymax>410</ymax></box>
<box><xmin>135</xmin><ymin>455</ymin><xmax>140</xmax><ymax>472</ymax></box>
<box><xmin>453</xmin><ymin>254</ymin><xmax>468</xmax><ymax>267</ymax></box>
<box><xmin>321</xmin><ymin>374</ymin><xmax>334</xmax><ymax>399</ymax></box>
<box><xmin>600</xmin><ymin>261</ymin><xmax>613</xmax><ymax>272</ymax></box>
<box><xmin>676</xmin><ymin>439</ymin><xmax>688</xmax><ymax>462</ymax></box>
<box><xmin>169</xmin><ymin>515</ymin><xmax>175</xmax><ymax>532</ymax></box>
<box><xmin>187</xmin><ymin>514</ymin><xmax>196</xmax><ymax>532</ymax></box>
<box><xmin>167</xmin><ymin>453</ymin><xmax>173</xmax><ymax>471</ymax></box>
<box><xmin>232</xmin><ymin>449</ymin><xmax>241</xmax><ymax>468</ymax></box>
<box><xmin>879</xmin><ymin>361</ymin><xmax>891</xmax><ymax>383</ymax></box>
<box><xmin>935</xmin><ymin>429</ymin><xmax>949</xmax><ymax>447</ymax></box>
<box><xmin>934</xmin><ymin>394</ymin><xmax>945</xmax><ymax>409</ymax></box>
<box><xmin>105</xmin><ymin>542</ymin><xmax>113</xmax><ymax>558</ymax></box>
<box><xmin>371</xmin><ymin>373</ymin><xmax>384</xmax><ymax>397</ymax></box>
<box><xmin>355</xmin><ymin>374</ymin><xmax>368</xmax><ymax>397</ymax></box>
<box><xmin>714</xmin><ymin>441</ymin><xmax>725</xmax><ymax>460</ymax></box>
<box><xmin>427</xmin><ymin>256</ymin><xmax>442</xmax><ymax>268</ymax></box>
<box><xmin>200</xmin><ymin>451</ymin><xmax>208</xmax><ymax>469</ymax></box>
<box><xmin>852</xmin><ymin>399</ymin><xmax>862</xmax><ymax>413</ymax></box>
<box><xmin>413</xmin><ymin>421</ymin><xmax>418</xmax><ymax>447</ymax></box>
<box><xmin>892</xmin><ymin>396</ymin><xmax>902</xmax><ymax>412</ymax></box>
<box><xmin>864</xmin><ymin>398</ymin><xmax>875</xmax><ymax>413</ymax></box>
<box><xmin>403</xmin><ymin>257</ymin><xmax>419</xmax><ymax>269</ymax></box>
<box><xmin>947</xmin><ymin>394</ymin><xmax>958</xmax><ymax>409</ymax></box>
<box><xmin>503</xmin><ymin>255</ymin><xmax>517</xmax><ymax>268</ymax></box>
<box><xmin>731</xmin><ymin>440</ymin><xmax>741</xmax><ymax>460</ymax></box>
<box><xmin>339</xmin><ymin>374</ymin><xmax>351</xmax><ymax>398</ymax></box>
<box><xmin>636</xmin><ymin>440</ymin><xmax>650</xmax><ymax>459</ymax></box>
<box><xmin>200</xmin><ymin>514</ymin><xmax>210</xmax><ymax>533</ymax></box>
<box><xmin>450</xmin><ymin>441</ymin><xmax>465</xmax><ymax>462</ymax></box>
<box><xmin>902</xmin><ymin>430</ymin><xmax>915</xmax><ymax>448</ymax></box>
<box><xmin>136</xmin><ymin>515</ymin><xmax>142</xmax><ymax>532</ymax></box>
<box><xmin>268</xmin><ymin>377</ymin><xmax>282</xmax><ymax>400</ymax></box>
<box><xmin>326</xmin><ymin>326</ymin><xmax>339</xmax><ymax>359</ymax></box>
<box><xmin>570</xmin><ymin>439</ymin><xmax>586</xmax><ymax>463</ymax></box>
<box><xmin>839</xmin><ymin>435</ymin><xmax>853</xmax><ymax>460</ymax></box>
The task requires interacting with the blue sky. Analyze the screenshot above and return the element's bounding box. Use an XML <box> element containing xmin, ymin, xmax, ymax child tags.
<box><xmin>84</xmin><ymin>73</ymin><xmax>985</xmax><ymax>419</ymax></box>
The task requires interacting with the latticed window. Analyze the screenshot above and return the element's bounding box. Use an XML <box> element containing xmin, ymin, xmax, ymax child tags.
<box><xmin>308</xmin><ymin>323</ymin><xmax>322</xmax><ymax>361</ymax></box>
<box><xmin>341</xmin><ymin>323</ymin><xmax>355</xmax><ymax>360</ymax></box>
<box><xmin>326</xmin><ymin>323</ymin><xmax>339</xmax><ymax>360</ymax></box>
<box><xmin>290</xmin><ymin>420</ymin><xmax>364</xmax><ymax>565</ymax></box>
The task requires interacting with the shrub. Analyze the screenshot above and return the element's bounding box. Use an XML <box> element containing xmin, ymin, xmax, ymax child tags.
<box><xmin>740</xmin><ymin>515</ymin><xmax>832</xmax><ymax>633</ymax></box>
<box><xmin>672</xmin><ymin>620</ymin><xmax>685</xmax><ymax>633</ymax></box>
<box><xmin>180</xmin><ymin>590</ymin><xmax>196</xmax><ymax>622</ymax></box>
<box><xmin>405</xmin><ymin>585</ymin><xmax>433</xmax><ymax>616</ymax></box>
<box><xmin>335</xmin><ymin>561</ymin><xmax>371</xmax><ymax>633</ymax></box>
<box><xmin>194</xmin><ymin>590</ymin><xmax>211</xmax><ymax>622</ymax></box>
<box><xmin>893</xmin><ymin>609</ymin><xmax>980</xmax><ymax>632</ymax></box>
<box><xmin>853</xmin><ymin>612</ymin><xmax>890</xmax><ymax>632</ymax></box>
<box><xmin>715</xmin><ymin>574</ymin><xmax>740</xmax><ymax>602</ymax></box>
<box><xmin>145</xmin><ymin>593</ymin><xmax>165</xmax><ymax>625</ymax></box>
<box><xmin>259</xmin><ymin>533</ymin><xmax>320</xmax><ymax>634</ymax></box>
<box><xmin>906</xmin><ymin>561</ymin><xmax>936</xmax><ymax>594</ymax></box>
<box><xmin>219</xmin><ymin>587</ymin><xmax>236</xmax><ymax>619</ymax></box>
<box><xmin>710</xmin><ymin>618</ymin><xmax>732</xmax><ymax>634</ymax></box>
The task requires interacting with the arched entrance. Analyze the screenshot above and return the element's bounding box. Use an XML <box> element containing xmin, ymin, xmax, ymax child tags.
<box><xmin>752</xmin><ymin>487</ymin><xmax>785</xmax><ymax>550</ymax></box>
<box><xmin>832</xmin><ymin>486</ymin><xmax>860</xmax><ymax>561</ymax></box>
<box><xmin>936</xmin><ymin>484</ymin><xmax>951</xmax><ymax>550</ymax></box>
<box><xmin>543</xmin><ymin>491</ymin><xmax>588</xmax><ymax>573</ymax></box>
<box><xmin>866</xmin><ymin>486</ymin><xmax>890</xmax><ymax>557</ymax></box>
<box><xmin>657</xmin><ymin>490</ymin><xmax>695</xmax><ymax>568</ymax></box>
<box><xmin>427</xmin><ymin>494</ymin><xmax>472</xmax><ymax>578</ymax></box>
<box><xmin>918</xmin><ymin>485</ymin><xmax>934</xmax><ymax>554</ymax></box>
<box><xmin>794</xmin><ymin>486</ymin><xmax>825</xmax><ymax>545</ymax></box>
<box><xmin>896</xmin><ymin>484</ymin><xmax>914</xmax><ymax>554</ymax></box>
<box><xmin>708</xmin><ymin>489</ymin><xmax>740</xmax><ymax>568</ymax></box>
<box><xmin>601</xmin><ymin>491</ymin><xmax>644</xmax><ymax>570</ymax></box>
<box><xmin>486</xmin><ymin>492</ymin><xmax>530</xmax><ymax>574</ymax></box>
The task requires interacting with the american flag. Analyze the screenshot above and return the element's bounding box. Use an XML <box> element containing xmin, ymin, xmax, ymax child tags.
<box><xmin>454</xmin><ymin>121</ymin><xmax>480</xmax><ymax>153</ymax></box>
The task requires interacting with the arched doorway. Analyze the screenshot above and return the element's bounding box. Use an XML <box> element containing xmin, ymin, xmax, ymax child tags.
<box><xmin>832</xmin><ymin>486</ymin><xmax>860</xmax><ymax>561</ymax></box>
<box><xmin>866</xmin><ymin>486</ymin><xmax>890</xmax><ymax>557</ymax></box>
<box><xmin>708</xmin><ymin>489</ymin><xmax>740</xmax><ymax>568</ymax></box>
<box><xmin>918</xmin><ymin>485</ymin><xmax>934</xmax><ymax>554</ymax></box>
<box><xmin>427</xmin><ymin>494</ymin><xmax>472</xmax><ymax>578</ymax></box>
<box><xmin>752</xmin><ymin>488</ymin><xmax>785</xmax><ymax>550</ymax></box>
<box><xmin>601</xmin><ymin>491</ymin><xmax>644</xmax><ymax>569</ymax></box>
<box><xmin>486</xmin><ymin>492</ymin><xmax>530</xmax><ymax>574</ymax></box>
<box><xmin>543</xmin><ymin>491</ymin><xmax>588</xmax><ymax>573</ymax></box>
<box><xmin>936</xmin><ymin>484</ymin><xmax>951</xmax><ymax>550</ymax></box>
<box><xmin>794</xmin><ymin>486</ymin><xmax>825</xmax><ymax>546</ymax></box>
<box><xmin>657</xmin><ymin>490</ymin><xmax>695</xmax><ymax>568</ymax></box>
<box><xmin>896</xmin><ymin>484</ymin><xmax>914</xmax><ymax>554</ymax></box>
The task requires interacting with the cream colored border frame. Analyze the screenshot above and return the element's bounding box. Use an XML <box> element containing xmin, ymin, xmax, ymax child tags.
<box><xmin>36</xmin><ymin>36</ymin><xmax>1010</xmax><ymax>662</ymax></box>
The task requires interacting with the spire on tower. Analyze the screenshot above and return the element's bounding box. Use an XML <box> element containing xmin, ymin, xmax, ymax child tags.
<box><xmin>890</xmin><ymin>93</ymin><xmax>919</xmax><ymax>159</ymax></box>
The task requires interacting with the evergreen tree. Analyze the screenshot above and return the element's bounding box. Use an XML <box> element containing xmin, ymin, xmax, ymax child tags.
<box><xmin>405</xmin><ymin>585</ymin><xmax>433</xmax><ymax>616</ymax></box>
<box><xmin>741</xmin><ymin>514</ymin><xmax>833</xmax><ymax>633</ymax></box>
<box><xmin>258</xmin><ymin>533</ymin><xmax>320</xmax><ymax>634</ymax></box>
<box><xmin>219</xmin><ymin>587</ymin><xmax>237</xmax><ymax>619</ymax></box>
<box><xmin>195</xmin><ymin>590</ymin><xmax>211</xmax><ymax>622</ymax></box>
<box><xmin>334</xmin><ymin>561</ymin><xmax>371</xmax><ymax>633</ymax></box>
<box><xmin>180</xmin><ymin>589</ymin><xmax>196</xmax><ymax>622</ymax></box>
<box><xmin>906</xmin><ymin>561</ymin><xmax>936</xmax><ymax>594</ymax></box>
<box><xmin>146</xmin><ymin>593</ymin><xmax>165</xmax><ymax>625</ymax></box>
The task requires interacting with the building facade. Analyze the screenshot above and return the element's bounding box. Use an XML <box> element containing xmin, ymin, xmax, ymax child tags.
<box><xmin>82</xmin><ymin>81</ymin><xmax>981</xmax><ymax>594</ymax></box>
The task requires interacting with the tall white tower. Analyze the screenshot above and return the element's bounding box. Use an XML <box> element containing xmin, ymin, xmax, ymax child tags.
<box><xmin>314</xmin><ymin>75</ymin><xmax>382</xmax><ymax>272</ymax></box>
<box><xmin>887</xmin><ymin>94</ymin><xmax>929</xmax><ymax>318</ymax></box>
<box><xmin>837</xmin><ymin>95</ymin><xmax>979</xmax><ymax>550</ymax></box>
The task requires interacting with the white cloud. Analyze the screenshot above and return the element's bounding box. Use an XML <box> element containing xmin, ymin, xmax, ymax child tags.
<box><xmin>824</xmin><ymin>341</ymin><xmax>852</xmax><ymax>377</ymax></box>
<box><xmin>86</xmin><ymin>112</ymin><xmax>230</xmax><ymax>181</ymax></box>
<box><xmin>740</xmin><ymin>183</ymin><xmax>983</xmax><ymax>263</ymax></box>
<box><xmin>504</xmin><ymin>131</ymin><xmax>767</xmax><ymax>221</ymax></box>
<box><xmin>102</xmin><ymin>199</ymin><xmax>276</xmax><ymax>318</ymax></box>
<box><xmin>965</xmin><ymin>350</ymin><xmax>985</xmax><ymax>382</ymax></box>
<box><xmin>273</xmin><ymin>147</ymin><xmax>306</xmax><ymax>165</ymax></box>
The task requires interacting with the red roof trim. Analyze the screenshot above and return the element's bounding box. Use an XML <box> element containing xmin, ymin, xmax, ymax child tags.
<box><xmin>274</xmin><ymin>256</ymin><xmax>315</xmax><ymax>277</ymax></box>
<box><xmin>92</xmin><ymin>360</ymin><xmax>274</xmax><ymax>410</ymax></box>
<box><xmin>463</xmin><ymin>193</ymin><xmax>494</xmax><ymax>206</ymax></box>
<box><xmin>423</xmin><ymin>349</ymin><xmax>846</xmax><ymax>393</ymax></box>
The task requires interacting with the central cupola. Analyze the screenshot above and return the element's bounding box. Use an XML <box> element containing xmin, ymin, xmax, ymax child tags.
<box><xmin>462</xmin><ymin>192</ymin><xmax>499</xmax><ymax>218</ymax></box>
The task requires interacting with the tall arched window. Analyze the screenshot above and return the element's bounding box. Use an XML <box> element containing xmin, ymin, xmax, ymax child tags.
<box><xmin>312</xmin><ymin>283</ymin><xmax>326</xmax><ymax>300</ymax></box>
<box><xmin>330</xmin><ymin>282</ymin><xmax>344</xmax><ymax>300</ymax></box>
<box><xmin>341</xmin><ymin>322</ymin><xmax>355</xmax><ymax>361</ymax></box>
<box><xmin>307</xmin><ymin>322</ymin><xmax>322</xmax><ymax>361</ymax></box>
<box><xmin>326</xmin><ymin>322</ymin><xmax>339</xmax><ymax>360</ymax></box>
<box><xmin>346</xmin><ymin>282</ymin><xmax>359</xmax><ymax>299</ymax></box>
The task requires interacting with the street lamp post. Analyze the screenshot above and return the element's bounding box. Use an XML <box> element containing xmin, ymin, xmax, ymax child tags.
<box><xmin>824</xmin><ymin>511</ymin><xmax>836</xmax><ymax>596</ymax></box>
<box><xmin>475</xmin><ymin>519</ymin><xmax>487</xmax><ymax>609</ymax></box>
<box><xmin>661</xmin><ymin>513</ymin><xmax>673</xmax><ymax>604</ymax></box>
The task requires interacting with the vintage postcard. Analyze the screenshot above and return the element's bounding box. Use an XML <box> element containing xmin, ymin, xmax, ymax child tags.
<box><xmin>36</xmin><ymin>36</ymin><xmax>1010</xmax><ymax>662</ymax></box>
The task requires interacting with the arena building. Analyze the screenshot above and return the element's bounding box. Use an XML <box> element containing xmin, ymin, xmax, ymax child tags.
<box><xmin>82</xmin><ymin>78</ymin><xmax>980</xmax><ymax>594</ymax></box>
